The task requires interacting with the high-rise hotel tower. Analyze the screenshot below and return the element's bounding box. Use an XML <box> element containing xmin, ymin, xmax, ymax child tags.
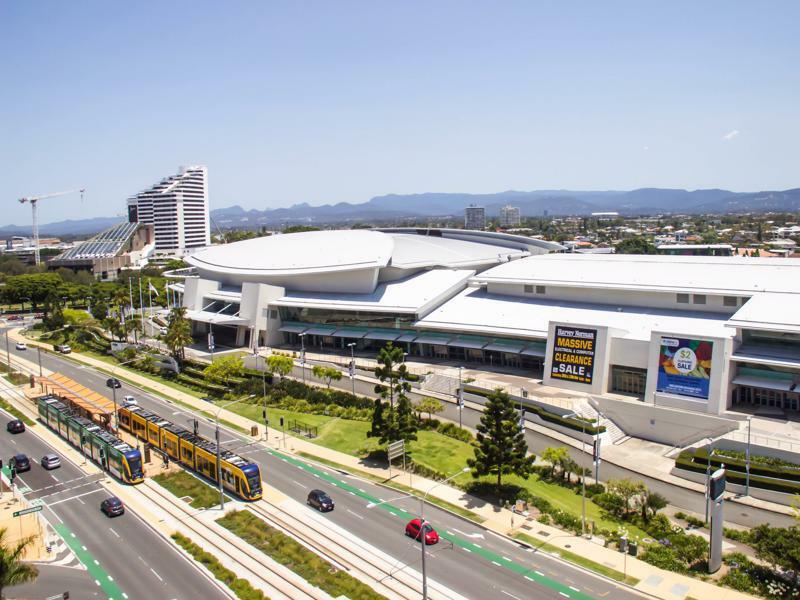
<box><xmin>127</xmin><ymin>165</ymin><xmax>210</xmax><ymax>256</ymax></box>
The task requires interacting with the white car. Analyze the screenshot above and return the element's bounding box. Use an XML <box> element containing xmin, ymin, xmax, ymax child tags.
<box><xmin>159</xmin><ymin>327</ymin><xmax>168</xmax><ymax>336</ymax></box>
<box><xmin>15</xmin><ymin>342</ymin><xmax>26</xmax><ymax>351</ymax></box>
<box><xmin>122</xmin><ymin>396</ymin><xmax>137</xmax><ymax>407</ymax></box>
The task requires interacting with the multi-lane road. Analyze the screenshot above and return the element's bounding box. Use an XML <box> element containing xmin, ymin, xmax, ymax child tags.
<box><xmin>0</xmin><ymin>403</ymin><xmax>231</xmax><ymax>599</ymax></box>
<box><xmin>7</xmin><ymin>339</ymin><xmax>644</xmax><ymax>600</ymax></box>
<box><xmin>260</xmin><ymin>355</ymin><xmax>795</xmax><ymax>530</ymax></box>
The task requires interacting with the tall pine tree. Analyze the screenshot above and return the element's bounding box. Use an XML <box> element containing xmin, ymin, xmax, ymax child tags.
<box><xmin>370</xmin><ymin>398</ymin><xmax>385</xmax><ymax>437</ymax></box>
<box><xmin>467</xmin><ymin>389</ymin><xmax>535</xmax><ymax>496</ymax></box>
<box><xmin>371</xmin><ymin>343</ymin><xmax>417</xmax><ymax>445</ymax></box>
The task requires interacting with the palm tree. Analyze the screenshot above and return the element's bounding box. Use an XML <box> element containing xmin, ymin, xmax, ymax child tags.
<box><xmin>164</xmin><ymin>307</ymin><xmax>193</xmax><ymax>361</ymax></box>
<box><xmin>0</xmin><ymin>528</ymin><xmax>38</xmax><ymax>597</ymax></box>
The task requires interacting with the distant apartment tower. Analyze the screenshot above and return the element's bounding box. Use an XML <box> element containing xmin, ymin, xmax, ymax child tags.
<box><xmin>464</xmin><ymin>205</ymin><xmax>486</xmax><ymax>230</ymax></box>
<box><xmin>500</xmin><ymin>205</ymin><xmax>521</xmax><ymax>228</ymax></box>
<box><xmin>127</xmin><ymin>165</ymin><xmax>210</xmax><ymax>256</ymax></box>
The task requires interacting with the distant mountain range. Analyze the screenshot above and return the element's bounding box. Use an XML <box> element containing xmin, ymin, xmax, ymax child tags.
<box><xmin>3</xmin><ymin>187</ymin><xmax>800</xmax><ymax>237</ymax></box>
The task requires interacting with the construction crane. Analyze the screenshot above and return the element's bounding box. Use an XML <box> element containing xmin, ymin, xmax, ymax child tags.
<box><xmin>18</xmin><ymin>188</ymin><xmax>85</xmax><ymax>266</ymax></box>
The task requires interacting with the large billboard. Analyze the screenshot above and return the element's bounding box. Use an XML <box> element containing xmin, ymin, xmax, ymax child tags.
<box><xmin>550</xmin><ymin>325</ymin><xmax>597</xmax><ymax>385</ymax></box>
<box><xmin>656</xmin><ymin>337</ymin><xmax>713</xmax><ymax>399</ymax></box>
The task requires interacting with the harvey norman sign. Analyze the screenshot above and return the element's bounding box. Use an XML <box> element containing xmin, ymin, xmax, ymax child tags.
<box><xmin>550</xmin><ymin>325</ymin><xmax>597</xmax><ymax>386</ymax></box>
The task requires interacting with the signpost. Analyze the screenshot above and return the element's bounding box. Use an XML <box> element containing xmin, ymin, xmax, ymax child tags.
<box><xmin>708</xmin><ymin>467</ymin><xmax>726</xmax><ymax>573</ymax></box>
<box><xmin>13</xmin><ymin>505</ymin><xmax>42</xmax><ymax>517</ymax></box>
<box><xmin>387</xmin><ymin>440</ymin><xmax>405</xmax><ymax>478</ymax></box>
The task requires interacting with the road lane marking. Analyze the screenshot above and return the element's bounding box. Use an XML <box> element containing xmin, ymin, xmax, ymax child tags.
<box><xmin>109</xmin><ymin>528</ymin><xmax>120</xmax><ymax>538</ymax></box>
<box><xmin>346</xmin><ymin>509</ymin><xmax>364</xmax><ymax>520</ymax></box>
<box><xmin>291</xmin><ymin>480</ymin><xmax>306</xmax><ymax>489</ymax></box>
<box><xmin>492</xmin><ymin>561</ymin><xmax>501</xmax><ymax>567</ymax></box>
<box><xmin>47</xmin><ymin>488</ymin><xmax>104</xmax><ymax>506</ymax></box>
<box><xmin>150</xmin><ymin>568</ymin><xmax>163</xmax><ymax>582</ymax></box>
<box><xmin>54</xmin><ymin>523</ymin><xmax>125</xmax><ymax>600</ymax></box>
<box><xmin>501</xmin><ymin>592</ymin><xmax>521</xmax><ymax>600</ymax></box>
<box><xmin>569</xmin><ymin>586</ymin><xmax>580</xmax><ymax>592</ymax></box>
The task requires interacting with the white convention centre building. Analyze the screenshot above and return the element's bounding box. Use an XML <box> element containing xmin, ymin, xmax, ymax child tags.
<box><xmin>168</xmin><ymin>228</ymin><xmax>800</xmax><ymax>424</ymax></box>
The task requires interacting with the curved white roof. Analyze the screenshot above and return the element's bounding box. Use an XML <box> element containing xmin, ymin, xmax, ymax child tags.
<box><xmin>188</xmin><ymin>230</ymin><xmax>393</xmax><ymax>276</ymax></box>
<box><xmin>389</xmin><ymin>234</ymin><xmax>528</xmax><ymax>269</ymax></box>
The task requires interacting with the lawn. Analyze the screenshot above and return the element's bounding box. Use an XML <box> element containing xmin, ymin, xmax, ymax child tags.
<box><xmin>172</xmin><ymin>532</ymin><xmax>268</xmax><ymax>600</ymax></box>
<box><xmin>218</xmin><ymin>510</ymin><xmax>386</xmax><ymax>600</ymax></box>
<box><xmin>153</xmin><ymin>470</ymin><xmax>229</xmax><ymax>509</ymax></box>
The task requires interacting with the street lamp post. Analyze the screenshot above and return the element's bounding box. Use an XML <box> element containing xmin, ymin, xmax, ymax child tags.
<box><xmin>347</xmin><ymin>342</ymin><xmax>356</xmax><ymax>397</ymax></box>
<box><xmin>705</xmin><ymin>438</ymin><xmax>715</xmax><ymax>524</ymax></box>
<box><xmin>299</xmin><ymin>333</ymin><xmax>306</xmax><ymax>385</ymax></box>
<box><xmin>107</xmin><ymin>358</ymin><xmax>139</xmax><ymax>432</ymax></box>
<box><xmin>368</xmin><ymin>467</ymin><xmax>469</xmax><ymax>600</ymax></box>
<box><xmin>254</xmin><ymin>351</ymin><xmax>269</xmax><ymax>443</ymax></box>
<box><xmin>581</xmin><ymin>419</ymin><xmax>587</xmax><ymax>538</ymax></box>
<box><xmin>745</xmin><ymin>416</ymin><xmax>752</xmax><ymax>496</ymax></box>
<box><xmin>457</xmin><ymin>366</ymin><xmax>463</xmax><ymax>429</ymax></box>
<box><xmin>214</xmin><ymin>395</ymin><xmax>256</xmax><ymax>509</ymax></box>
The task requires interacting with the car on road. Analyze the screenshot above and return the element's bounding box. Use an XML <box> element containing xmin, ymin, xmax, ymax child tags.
<box><xmin>101</xmin><ymin>496</ymin><xmax>125</xmax><ymax>517</ymax></box>
<box><xmin>405</xmin><ymin>519</ymin><xmax>439</xmax><ymax>545</ymax></box>
<box><xmin>6</xmin><ymin>419</ymin><xmax>25</xmax><ymax>434</ymax></box>
<box><xmin>9</xmin><ymin>453</ymin><xmax>31</xmax><ymax>473</ymax></box>
<box><xmin>307</xmin><ymin>489</ymin><xmax>334</xmax><ymax>512</ymax></box>
<box><xmin>41</xmin><ymin>454</ymin><xmax>61</xmax><ymax>470</ymax></box>
<box><xmin>122</xmin><ymin>395</ymin><xmax>137</xmax><ymax>407</ymax></box>
<box><xmin>6</xmin><ymin>315</ymin><xmax>20</xmax><ymax>321</ymax></box>
<box><xmin>15</xmin><ymin>342</ymin><xmax>26</xmax><ymax>351</ymax></box>
<box><xmin>55</xmin><ymin>344</ymin><xmax>71</xmax><ymax>354</ymax></box>
<box><xmin>106</xmin><ymin>377</ymin><xmax>122</xmax><ymax>389</ymax></box>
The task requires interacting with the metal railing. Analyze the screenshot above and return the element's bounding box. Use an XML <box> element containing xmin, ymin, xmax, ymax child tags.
<box><xmin>725</xmin><ymin>429</ymin><xmax>800</xmax><ymax>454</ymax></box>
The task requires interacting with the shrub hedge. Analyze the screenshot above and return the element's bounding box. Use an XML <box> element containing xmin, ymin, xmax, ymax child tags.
<box><xmin>675</xmin><ymin>450</ymin><xmax>800</xmax><ymax>495</ymax></box>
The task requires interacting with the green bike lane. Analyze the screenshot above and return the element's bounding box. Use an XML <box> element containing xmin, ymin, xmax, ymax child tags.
<box><xmin>271</xmin><ymin>449</ymin><xmax>598</xmax><ymax>600</ymax></box>
<box><xmin>54</xmin><ymin>523</ymin><xmax>126</xmax><ymax>600</ymax></box>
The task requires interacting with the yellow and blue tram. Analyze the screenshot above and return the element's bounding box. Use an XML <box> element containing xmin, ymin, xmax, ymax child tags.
<box><xmin>37</xmin><ymin>395</ymin><xmax>144</xmax><ymax>484</ymax></box>
<box><xmin>117</xmin><ymin>405</ymin><xmax>262</xmax><ymax>501</ymax></box>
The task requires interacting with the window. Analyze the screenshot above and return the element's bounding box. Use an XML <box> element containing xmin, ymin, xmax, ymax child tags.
<box><xmin>535</xmin><ymin>285</ymin><xmax>546</xmax><ymax>294</ymax></box>
<box><xmin>524</xmin><ymin>285</ymin><xmax>534</xmax><ymax>294</ymax></box>
<box><xmin>677</xmin><ymin>293</ymin><xmax>689</xmax><ymax>304</ymax></box>
<box><xmin>269</xmin><ymin>309</ymin><xmax>278</xmax><ymax>319</ymax></box>
<box><xmin>611</xmin><ymin>366</ymin><xmax>647</xmax><ymax>396</ymax></box>
<box><xmin>723</xmin><ymin>296</ymin><xmax>738</xmax><ymax>307</ymax></box>
<box><xmin>693</xmin><ymin>294</ymin><xmax>707</xmax><ymax>305</ymax></box>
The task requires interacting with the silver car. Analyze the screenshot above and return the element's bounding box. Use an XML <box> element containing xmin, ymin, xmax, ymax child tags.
<box><xmin>41</xmin><ymin>454</ymin><xmax>61</xmax><ymax>470</ymax></box>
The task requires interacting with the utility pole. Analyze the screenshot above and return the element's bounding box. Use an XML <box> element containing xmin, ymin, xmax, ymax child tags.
<box><xmin>457</xmin><ymin>365</ymin><xmax>463</xmax><ymax>428</ymax></box>
<box><xmin>299</xmin><ymin>333</ymin><xmax>306</xmax><ymax>385</ymax></box>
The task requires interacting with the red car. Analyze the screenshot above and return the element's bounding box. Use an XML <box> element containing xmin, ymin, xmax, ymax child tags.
<box><xmin>405</xmin><ymin>519</ymin><xmax>439</xmax><ymax>545</ymax></box>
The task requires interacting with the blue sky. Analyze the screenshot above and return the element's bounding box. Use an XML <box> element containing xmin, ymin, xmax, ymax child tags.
<box><xmin>2</xmin><ymin>1</ymin><xmax>799</xmax><ymax>224</ymax></box>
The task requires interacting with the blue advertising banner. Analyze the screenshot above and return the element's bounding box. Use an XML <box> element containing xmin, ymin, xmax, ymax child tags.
<box><xmin>656</xmin><ymin>337</ymin><xmax>713</xmax><ymax>400</ymax></box>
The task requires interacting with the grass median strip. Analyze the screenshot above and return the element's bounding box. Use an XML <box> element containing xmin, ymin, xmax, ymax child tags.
<box><xmin>172</xmin><ymin>532</ymin><xmax>269</xmax><ymax>600</ymax></box>
<box><xmin>511</xmin><ymin>532</ymin><xmax>640</xmax><ymax>585</ymax></box>
<box><xmin>0</xmin><ymin>397</ymin><xmax>36</xmax><ymax>426</ymax></box>
<box><xmin>218</xmin><ymin>509</ymin><xmax>387</xmax><ymax>600</ymax></box>
<box><xmin>153</xmin><ymin>470</ymin><xmax>231</xmax><ymax>509</ymax></box>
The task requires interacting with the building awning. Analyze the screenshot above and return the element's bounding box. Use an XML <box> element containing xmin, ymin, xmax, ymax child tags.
<box><xmin>485</xmin><ymin>341</ymin><xmax>527</xmax><ymax>354</ymax></box>
<box><xmin>396</xmin><ymin>333</ymin><xmax>418</xmax><ymax>343</ymax></box>
<box><xmin>331</xmin><ymin>327</ymin><xmax>369</xmax><ymax>339</ymax></box>
<box><xmin>186</xmin><ymin>310</ymin><xmax>249</xmax><ymax>326</ymax></box>
<box><xmin>447</xmin><ymin>335</ymin><xmax>492</xmax><ymax>350</ymax></box>
<box><xmin>39</xmin><ymin>373</ymin><xmax>116</xmax><ymax>417</ymax></box>
<box><xmin>732</xmin><ymin>375</ymin><xmax>796</xmax><ymax>393</ymax></box>
<box><xmin>521</xmin><ymin>344</ymin><xmax>546</xmax><ymax>357</ymax></box>
<box><xmin>415</xmin><ymin>334</ymin><xmax>453</xmax><ymax>346</ymax></box>
<box><xmin>364</xmin><ymin>329</ymin><xmax>402</xmax><ymax>341</ymax></box>
<box><xmin>279</xmin><ymin>323</ymin><xmax>309</xmax><ymax>334</ymax></box>
<box><xmin>303</xmin><ymin>325</ymin><xmax>337</xmax><ymax>336</ymax></box>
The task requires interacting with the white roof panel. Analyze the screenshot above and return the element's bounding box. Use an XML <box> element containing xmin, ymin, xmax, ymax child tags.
<box><xmin>476</xmin><ymin>254</ymin><xmax>800</xmax><ymax>295</ymax></box>
<box><xmin>416</xmin><ymin>288</ymin><xmax>733</xmax><ymax>342</ymax></box>
<box><xmin>188</xmin><ymin>230</ymin><xmax>393</xmax><ymax>276</ymax></box>
<box><xmin>389</xmin><ymin>234</ymin><xmax>528</xmax><ymax>269</ymax></box>
<box><xmin>727</xmin><ymin>293</ymin><xmax>800</xmax><ymax>333</ymax></box>
<box><xmin>274</xmin><ymin>269</ymin><xmax>473</xmax><ymax>313</ymax></box>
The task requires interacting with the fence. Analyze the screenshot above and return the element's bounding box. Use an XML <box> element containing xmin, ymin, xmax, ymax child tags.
<box><xmin>725</xmin><ymin>429</ymin><xmax>800</xmax><ymax>454</ymax></box>
<box><xmin>287</xmin><ymin>419</ymin><xmax>318</xmax><ymax>439</ymax></box>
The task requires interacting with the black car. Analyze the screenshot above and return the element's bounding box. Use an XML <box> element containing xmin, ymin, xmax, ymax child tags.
<box><xmin>6</xmin><ymin>420</ymin><xmax>25</xmax><ymax>434</ymax></box>
<box><xmin>101</xmin><ymin>496</ymin><xmax>125</xmax><ymax>517</ymax></box>
<box><xmin>307</xmin><ymin>489</ymin><xmax>334</xmax><ymax>512</ymax></box>
<box><xmin>106</xmin><ymin>377</ymin><xmax>122</xmax><ymax>389</ymax></box>
<box><xmin>9</xmin><ymin>453</ymin><xmax>31</xmax><ymax>473</ymax></box>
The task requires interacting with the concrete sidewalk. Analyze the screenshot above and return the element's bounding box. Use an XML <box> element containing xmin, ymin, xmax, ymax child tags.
<box><xmin>5</xmin><ymin>333</ymin><xmax>761</xmax><ymax>600</ymax></box>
